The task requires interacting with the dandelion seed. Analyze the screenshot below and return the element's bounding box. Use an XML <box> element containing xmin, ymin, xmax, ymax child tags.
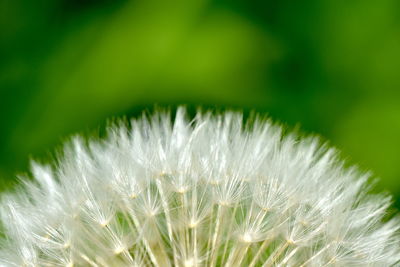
<box><xmin>241</xmin><ymin>232</ymin><xmax>254</xmax><ymax>243</ymax></box>
<box><xmin>0</xmin><ymin>107</ymin><xmax>399</xmax><ymax>266</ymax></box>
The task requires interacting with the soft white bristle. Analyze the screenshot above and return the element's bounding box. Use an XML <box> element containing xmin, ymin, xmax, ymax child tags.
<box><xmin>0</xmin><ymin>107</ymin><xmax>399</xmax><ymax>266</ymax></box>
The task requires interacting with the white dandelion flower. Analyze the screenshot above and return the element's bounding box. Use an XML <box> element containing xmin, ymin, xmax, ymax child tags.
<box><xmin>0</xmin><ymin>107</ymin><xmax>399</xmax><ymax>267</ymax></box>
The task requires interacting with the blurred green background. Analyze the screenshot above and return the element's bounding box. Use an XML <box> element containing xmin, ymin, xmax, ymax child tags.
<box><xmin>1</xmin><ymin>0</ymin><xmax>400</xmax><ymax>208</ymax></box>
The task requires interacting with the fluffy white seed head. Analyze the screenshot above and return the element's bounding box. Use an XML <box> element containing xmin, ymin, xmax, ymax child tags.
<box><xmin>0</xmin><ymin>107</ymin><xmax>399</xmax><ymax>266</ymax></box>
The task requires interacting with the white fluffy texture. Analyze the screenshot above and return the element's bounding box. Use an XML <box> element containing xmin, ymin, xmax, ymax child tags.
<box><xmin>0</xmin><ymin>108</ymin><xmax>399</xmax><ymax>267</ymax></box>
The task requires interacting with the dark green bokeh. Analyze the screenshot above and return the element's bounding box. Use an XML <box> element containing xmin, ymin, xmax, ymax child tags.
<box><xmin>1</xmin><ymin>0</ymin><xmax>400</xmax><ymax>208</ymax></box>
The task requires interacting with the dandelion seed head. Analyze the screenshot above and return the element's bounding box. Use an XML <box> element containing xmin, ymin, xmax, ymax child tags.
<box><xmin>0</xmin><ymin>107</ymin><xmax>399</xmax><ymax>266</ymax></box>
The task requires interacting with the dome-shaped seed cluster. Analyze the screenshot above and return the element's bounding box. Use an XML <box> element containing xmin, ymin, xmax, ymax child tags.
<box><xmin>0</xmin><ymin>108</ymin><xmax>399</xmax><ymax>266</ymax></box>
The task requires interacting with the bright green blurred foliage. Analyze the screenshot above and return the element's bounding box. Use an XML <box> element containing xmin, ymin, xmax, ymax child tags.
<box><xmin>1</xmin><ymin>0</ymin><xmax>400</xmax><ymax>207</ymax></box>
